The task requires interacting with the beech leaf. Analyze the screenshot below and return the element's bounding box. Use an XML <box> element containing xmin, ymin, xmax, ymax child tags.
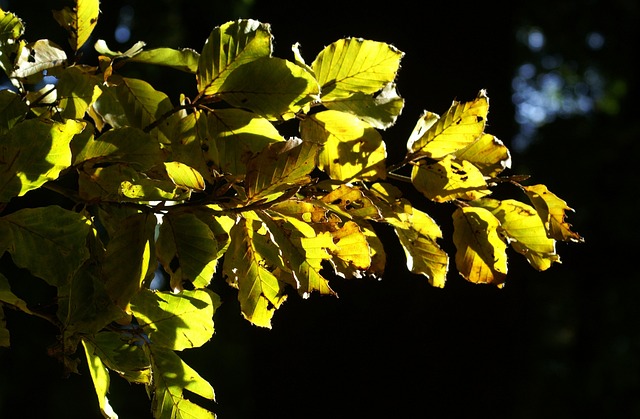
<box><xmin>52</xmin><ymin>0</ymin><xmax>100</xmax><ymax>52</ymax></box>
<box><xmin>523</xmin><ymin>184</ymin><xmax>584</xmax><ymax>243</ymax></box>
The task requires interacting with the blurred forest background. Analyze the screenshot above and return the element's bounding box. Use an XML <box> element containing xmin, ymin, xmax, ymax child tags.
<box><xmin>0</xmin><ymin>0</ymin><xmax>638</xmax><ymax>417</ymax></box>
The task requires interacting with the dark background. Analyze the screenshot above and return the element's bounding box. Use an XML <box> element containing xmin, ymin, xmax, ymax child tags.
<box><xmin>1</xmin><ymin>0</ymin><xmax>638</xmax><ymax>418</ymax></box>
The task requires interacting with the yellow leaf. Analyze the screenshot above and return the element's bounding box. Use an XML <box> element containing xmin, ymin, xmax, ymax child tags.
<box><xmin>454</xmin><ymin>133</ymin><xmax>512</xmax><ymax>177</ymax></box>
<box><xmin>523</xmin><ymin>184</ymin><xmax>584</xmax><ymax>243</ymax></box>
<box><xmin>301</xmin><ymin>110</ymin><xmax>386</xmax><ymax>181</ymax></box>
<box><xmin>319</xmin><ymin>183</ymin><xmax>382</xmax><ymax>220</ymax></box>
<box><xmin>411</xmin><ymin>155</ymin><xmax>491</xmax><ymax>202</ymax></box>
<box><xmin>473</xmin><ymin>198</ymin><xmax>560</xmax><ymax>271</ymax></box>
<box><xmin>407</xmin><ymin>90</ymin><xmax>489</xmax><ymax>159</ymax></box>
<box><xmin>223</xmin><ymin>217</ymin><xmax>287</xmax><ymax>328</ymax></box>
<box><xmin>328</xmin><ymin>221</ymin><xmax>371</xmax><ymax>277</ymax></box>
<box><xmin>52</xmin><ymin>0</ymin><xmax>100</xmax><ymax>52</ymax></box>
<box><xmin>452</xmin><ymin>207</ymin><xmax>508</xmax><ymax>286</ymax></box>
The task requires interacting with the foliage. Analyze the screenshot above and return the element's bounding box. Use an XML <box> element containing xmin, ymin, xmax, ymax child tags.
<box><xmin>0</xmin><ymin>2</ymin><xmax>582</xmax><ymax>418</ymax></box>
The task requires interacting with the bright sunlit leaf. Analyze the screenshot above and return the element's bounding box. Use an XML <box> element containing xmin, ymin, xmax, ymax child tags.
<box><xmin>523</xmin><ymin>184</ymin><xmax>584</xmax><ymax>243</ymax></box>
<box><xmin>82</xmin><ymin>339</ymin><xmax>118</xmax><ymax>419</ymax></box>
<box><xmin>407</xmin><ymin>90</ymin><xmax>489</xmax><ymax>159</ymax></box>
<box><xmin>130</xmin><ymin>47</ymin><xmax>200</xmax><ymax>73</ymax></box>
<box><xmin>312</xmin><ymin>38</ymin><xmax>403</xmax><ymax>101</ymax></box>
<box><xmin>452</xmin><ymin>206</ymin><xmax>508</xmax><ymax>286</ymax></box>
<box><xmin>411</xmin><ymin>154</ymin><xmax>491</xmax><ymax>202</ymax></box>
<box><xmin>301</xmin><ymin>110</ymin><xmax>386</xmax><ymax>181</ymax></box>
<box><xmin>454</xmin><ymin>133</ymin><xmax>512</xmax><ymax>177</ymax></box>
<box><xmin>197</xmin><ymin>19</ymin><xmax>272</xmax><ymax>96</ymax></box>
<box><xmin>52</xmin><ymin>0</ymin><xmax>100</xmax><ymax>52</ymax></box>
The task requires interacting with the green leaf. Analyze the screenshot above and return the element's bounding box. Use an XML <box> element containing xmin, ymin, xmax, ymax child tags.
<box><xmin>407</xmin><ymin>90</ymin><xmax>489</xmax><ymax>159</ymax></box>
<box><xmin>312</xmin><ymin>38</ymin><xmax>403</xmax><ymax>101</ymax></box>
<box><xmin>300</xmin><ymin>110</ymin><xmax>386</xmax><ymax>181</ymax></box>
<box><xmin>411</xmin><ymin>154</ymin><xmax>491</xmax><ymax>202</ymax></box>
<box><xmin>130</xmin><ymin>47</ymin><xmax>200</xmax><ymax>73</ymax></box>
<box><xmin>452</xmin><ymin>206</ymin><xmax>508</xmax><ymax>287</ymax></box>
<box><xmin>170</xmin><ymin>110</ymin><xmax>214</xmax><ymax>184</ymax></box>
<box><xmin>0</xmin><ymin>89</ymin><xmax>28</xmax><ymax>135</ymax></box>
<box><xmin>52</xmin><ymin>0</ymin><xmax>100</xmax><ymax>52</ymax></box>
<box><xmin>85</xmin><ymin>331</ymin><xmax>151</xmax><ymax>384</ymax></box>
<box><xmin>218</xmin><ymin>56</ymin><xmax>320</xmax><ymax>120</ymax></box>
<box><xmin>72</xmin><ymin>126</ymin><xmax>164</xmax><ymax>171</ymax></box>
<box><xmin>471</xmin><ymin>198</ymin><xmax>560</xmax><ymax>271</ymax></box>
<box><xmin>223</xmin><ymin>216</ymin><xmax>288</xmax><ymax>327</ymax></box>
<box><xmin>0</xmin><ymin>9</ymin><xmax>25</xmax><ymax>75</ymax></box>
<box><xmin>89</xmin><ymin>84</ymin><xmax>128</xmax><ymax>130</ymax></box>
<box><xmin>0</xmin><ymin>118</ymin><xmax>85</xmax><ymax>202</ymax></box>
<box><xmin>81</xmin><ymin>339</ymin><xmax>119</xmax><ymax>419</ymax></box>
<box><xmin>156</xmin><ymin>211</ymin><xmax>219</xmax><ymax>290</ymax></box>
<box><xmin>0</xmin><ymin>206</ymin><xmax>91</xmax><ymax>287</ymax></box>
<box><xmin>11</xmin><ymin>39</ymin><xmax>67</xmax><ymax>79</ymax></box>
<box><xmin>102</xmin><ymin>213</ymin><xmax>156</xmax><ymax>311</ymax></box>
<box><xmin>523</xmin><ymin>184</ymin><xmax>584</xmax><ymax>243</ymax></box>
<box><xmin>148</xmin><ymin>346</ymin><xmax>216</xmax><ymax>418</ymax></box>
<box><xmin>131</xmin><ymin>288</ymin><xmax>220</xmax><ymax>351</ymax></box>
<box><xmin>164</xmin><ymin>161</ymin><xmax>206</xmax><ymax>192</ymax></box>
<box><xmin>197</xmin><ymin>19</ymin><xmax>272</xmax><ymax>96</ymax></box>
<box><xmin>54</xmin><ymin>66</ymin><xmax>102</xmax><ymax>119</ymax></box>
<box><xmin>454</xmin><ymin>133</ymin><xmax>512</xmax><ymax>177</ymax></box>
<box><xmin>245</xmin><ymin>138</ymin><xmax>318</xmax><ymax>201</ymax></box>
<box><xmin>205</xmin><ymin>108</ymin><xmax>284</xmax><ymax>175</ymax></box>
<box><xmin>324</xmin><ymin>82</ymin><xmax>404</xmax><ymax>130</ymax></box>
<box><xmin>114</xmin><ymin>76</ymin><xmax>178</xmax><ymax>144</ymax></box>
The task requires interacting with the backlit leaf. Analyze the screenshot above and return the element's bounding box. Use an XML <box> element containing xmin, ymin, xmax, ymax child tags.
<box><xmin>0</xmin><ymin>9</ymin><xmax>25</xmax><ymax>74</ymax></box>
<box><xmin>223</xmin><ymin>217</ymin><xmax>288</xmax><ymax>327</ymax></box>
<box><xmin>114</xmin><ymin>76</ymin><xmax>178</xmax><ymax>144</ymax></box>
<box><xmin>82</xmin><ymin>339</ymin><xmax>119</xmax><ymax>419</ymax></box>
<box><xmin>324</xmin><ymin>82</ymin><xmax>404</xmax><ymax>129</ymax></box>
<box><xmin>452</xmin><ymin>206</ymin><xmax>508</xmax><ymax>286</ymax></box>
<box><xmin>205</xmin><ymin>108</ymin><xmax>284</xmax><ymax>175</ymax></box>
<box><xmin>245</xmin><ymin>137</ymin><xmax>318</xmax><ymax>201</ymax></box>
<box><xmin>148</xmin><ymin>346</ymin><xmax>216</xmax><ymax>418</ymax></box>
<box><xmin>72</xmin><ymin>126</ymin><xmax>163</xmax><ymax>171</ymax></box>
<box><xmin>164</xmin><ymin>161</ymin><xmax>206</xmax><ymax>192</ymax></box>
<box><xmin>0</xmin><ymin>206</ymin><xmax>91</xmax><ymax>287</ymax></box>
<box><xmin>0</xmin><ymin>90</ymin><xmax>28</xmax><ymax>135</ymax></box>
<box><xmin>523</xmin><ymin>184</ymin><xmax>583</xmax><ymax>243</ymax></box>
<box><xmin>130</xmin><ymin>288</ymin><xmax>220</xmax><ymax>351</ymax></box>
<box><xmin>54</xmin><ymin>66</ymin><xmax>102</xmax><ymax>119</ymax></box>
<box><xmin>11</xmin><ymin>39</ymin><xmax>67</xmax><ymax>79</ymax></box>
<box><xmin>197</xmin><ymin>19</ymin><xmax>272</xmax><ymax>96</ymax></box>
<box><xmin>218</xmin><ymin>56</ymin><xmax>320</xmax><ymax>120</ymax></box>
<box><xmin>130</xmin><ymin>47</ymin><xmax>200</xmax><ymax>73</ymax></box>
<box><xmin>327</xmin><ymin>221</ymin><xmax>371</xmax><ymax>278</ymax></box>
<box><xmin>52</xmin><ymin>0</ymin><xmax>100</xmax><ymax>52</ymax></box>
<box><xmin>301</xmin><ymin>110</ymin><xmax>386</xmax><ymax>181</ymax></box>
<box><xmin>259</xmin><ymin>213</ymin><xmax>336</xmax><ymax>298</ymax></box>
<box><xmin>102</xmin><ymin>213</ymin><xmax>156</xmax><ymax>311</ymax></box>
<box><xmin>0</xmin><ymin>118</ymin><xmax>85</xmax><ymax>202</ymax></box>
<box><xmin>156</xmin><ymin>211</ymin><xmax>219</xmax><ymax>290</ymax></box>
<box><xmin>85</xmin><ymin>331</ymin><xmax>151</xmax><ymax>384</ymax></box>
<box><xmin>312</xmin><ymin>38</ymin><xmax>403</xmax><ymax>101</ymax></box>
<box><xmin>411</xmin><ymin>154</ymin><xmax>491</xmax><ymax>202</ymax></box>
<box><xmin>407</xmin><ymin>90</ymin><xmax>489</xmax><ymax>159</ymax></box>
<box><xmin>472</xmin><ymin>198</ymin><xmax>560</xmax><ymax>270</ymax></box>
<box><xmin>170</xmin><ymin>110</ymin><xmax>213</xmax><ymax>184</ymax></box>
<box><xmin>454</xmin><ymin>133</ymin><xmax>512</xmax><ymax>177</ymax></box>
<box><xmin>319</xmin><ymin>183</ymin><xmax>382</xmax><ymax>221</ymax></box>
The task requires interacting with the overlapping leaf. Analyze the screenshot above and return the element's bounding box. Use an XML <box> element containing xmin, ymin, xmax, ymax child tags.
<box><xmin>130</xmin><ymin>288</ymin><xmax>220</xmax><ymax>351</ymax></box>
<box><xmin>81</xmin><ymin>339</ymin><xmax>118</xmax><ymax>419</ymax></box>
<box><xmin>223</xmin><ymin>216</ymin><xmax>288</xmax><ymax>327</ymax></box>
<box><xmin>156</xmin><ymin>211</ymin><xmax>219</xmax><ymax>290</ymax></box>
<box><xmin>54</xmin><ymin>66</ymin><xmax>102</xmax><ymax>119</ymax></box>
<box><xmin>130</xmin><ymin>47</ymin><xmax>200</xmax><ymax>73</ymax></box>
<box><xmin>454</xmin><ymin>133</ymin><xmax>512</xmax><ymax>177</ymax></box>
<box><xmin>218</xmin><ymin>56</ymin><xmax>320</xmax><ymax>120</ymax></box>
<box><xmin>0</xmin><ymin>118</ymin><xmax>85</xmax><ymax>202</ymax></box>
<box><xmin>523</xmin><ymin>184</ymin><xmax>584</xmax><ymax>243</ymax></box>
<box><xmin>452</xmin><ymin>206</ymin><xmax>508</xmax><ymax>286</ymax></box>
<box><xmin>301</xmin><ymin>110</ymin><xmax>386</xmax><ymax>181</ymax></box>
<box><xmin>312</xmin><ymin>38</ymin><xmax>403</xmax><ymax>101</ymax></box>
<box><xmin>197</xmin><ymin>19</ymin><xmax>272</xmax><ymax>96</ymax></box>
<box><xmin>52</xmin><ymin>0</ymin><xmax>100</xmax><ymax>52</ymax></box>
<box><xmin>407</xmin><ymin>90</ymin><xmax>489</xmax><ymax>159</ymax></box>
<box><xmin>0</xmin><ymin>90</ymin><xmax>28</xmax><ymax>134</ymax></box>
<box><xmin>411</xmin><ymin>154</ymin><xmax>491</xmax><ymax>202</ymax></box>
<box><xmin>11</xmin><ymin>39</ymin><xmax>67</xmax><ymax>80</ymax></box>
<box><xmin>472</xmin><ymin>198</ymin><xmax>560</xmax><ymax>270</ymax></box>
<box><xmin>245</xmin><ymin>138</ymin><xmax>318</xmax><ymax>201</ymax></box>
<box><xmin>0</xmin><ymin>9</ymin><xmax>25</xmax><ymax>75</ymax></box>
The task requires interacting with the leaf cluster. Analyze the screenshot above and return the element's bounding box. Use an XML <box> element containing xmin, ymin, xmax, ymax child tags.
<box><xmin>0</xmin><ymin>2</ymin><xmax>582</xmax><ymax>418</ymax></box>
